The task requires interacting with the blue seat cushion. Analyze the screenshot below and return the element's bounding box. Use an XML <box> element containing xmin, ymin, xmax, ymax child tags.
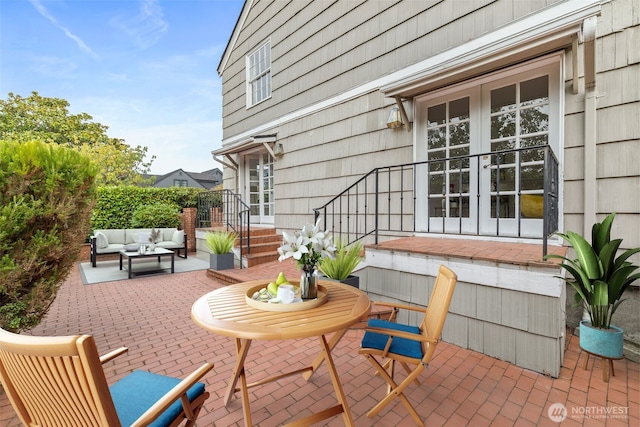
<box><xmin>361</xmin><ymin>318</ymin><xmax>423</xmax><ymax>359</ymax></box>
<box><xmin>110</xmin><ymin>370</ymin><xmax>206</xmax><ymax>427</ymax></box>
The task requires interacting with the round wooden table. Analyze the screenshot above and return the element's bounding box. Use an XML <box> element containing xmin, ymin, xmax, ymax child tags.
<box><xmin>192</xmin><ymin>279</ymin><xmax>371</xmax><ymax>427</ymax></box>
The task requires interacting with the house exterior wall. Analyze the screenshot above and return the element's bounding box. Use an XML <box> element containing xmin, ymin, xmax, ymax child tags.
<box><xmin>562</xmin><ymin>0</ymin><xmax>640</xmax><ymax>252</ymax></box>
<box><xmin>359</xmin><ymin>247</ymin><xmax>567</xmax><ymax>377</ymax></box>
<box><xmin>219</xmin><ymin>0</ymin><xmax>638</xmax><ymax>248</ymax></box>
<box><xmin>218</xmin><ymin>0</ymin><xmax>639</xmax><ymax>363</ymax></box>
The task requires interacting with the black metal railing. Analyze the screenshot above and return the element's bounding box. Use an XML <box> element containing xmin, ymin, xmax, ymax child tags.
<box><xmin>197</xmin><ymin>189</ymin><xmax>250</xmax><ymax>267</ymax></box>
<box><xmin>313</xmin><ymin>145</ymin><xmax>559</xmax><ymax>256</ymax></box>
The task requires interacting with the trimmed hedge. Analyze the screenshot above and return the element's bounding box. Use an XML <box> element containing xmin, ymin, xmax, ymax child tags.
<box><xmin>131</xmin><ymin>202</ymin><xmax>181</xmax><ymax>229</ymax></box>
<box><xmin>90</xmin><ymin>186</ymin><xmax>203</xmax><ymax>230</ymax></box>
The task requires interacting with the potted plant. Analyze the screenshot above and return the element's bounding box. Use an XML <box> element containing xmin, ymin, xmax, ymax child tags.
<box><xmin>319</xmin><ymin>240</ymin><xmax>364</xmax><ymax>288</ymax></box>
<box><xmin>148</xmin><ymin>228</ymin><xmax>161</xmax><ymax>251</ymax></box>
<box><xmin>205</xmin><ymin>230</ymin><xmax>237</xmax><ymax>270</ymax></box>
<box><xmin>545</xmin><ymin>213</ymin><xmax>640</xmax><ymax>358</ymax></box>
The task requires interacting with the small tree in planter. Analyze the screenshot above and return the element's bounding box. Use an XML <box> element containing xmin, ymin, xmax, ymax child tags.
<box><xmin>319</xmin><ymin>240</ymin><xmax>364</xmax><ymax>288</ymax></box>
<box><xmin>205</xmin><ymin>230</ymin><xmax>237</xmax><ymax>270</ymax></box>
<box><xmin>545</xmin><ymin>213</ymin><xmax>640</xmax><ymax>359</ymax></box>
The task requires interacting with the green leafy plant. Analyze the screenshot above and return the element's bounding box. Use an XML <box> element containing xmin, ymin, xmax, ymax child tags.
<box><xmin>0</xmin><ymin>139</ymin><xmax>97</xmax><ymax>332</ymax></box>
<box><xmin>319</xmin><ymin>240</ymin><xmax>364</xmax><ymax>281</ymax></box>
<box><xmin>545</xmin><ymin>213</ymin><xmax>640</xmax><ymax>329</ymax></box>
<box><xmin>205</xmin><ymin>230</ymin><xmax>237</xmax><ymax>254</ymax></box>
<box><xmin>90</xmin><ymin>186</ymin><xmax>203</xmax><ymax>230</ymax></box>
<box><xmin>130</xmin><ymin>202</ymin><xmax>181</xmax><ymax>229</ymax></box>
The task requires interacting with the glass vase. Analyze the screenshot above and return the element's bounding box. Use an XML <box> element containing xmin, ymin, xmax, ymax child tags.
<box><xmin>300</xmin><ymin>268</ymin><xmax>318</xmax><ymax>299</ymax></box>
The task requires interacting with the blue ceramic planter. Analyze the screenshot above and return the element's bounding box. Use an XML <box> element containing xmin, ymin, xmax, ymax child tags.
<box><xmin>579</xmin><ymin>321</ymin><xmax>624</xmax><ymax>359</ymax></box>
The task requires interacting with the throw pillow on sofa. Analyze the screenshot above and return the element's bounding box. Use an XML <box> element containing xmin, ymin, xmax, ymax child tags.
<box><xmin>95</xmin><ymin>231</ymin><xmax>109</xmax><ymax>249</ymax></box>
<box><xmin>172</xmin><ymin>230</ymin><xmax>185</xmax><ymax>245</ymax></box>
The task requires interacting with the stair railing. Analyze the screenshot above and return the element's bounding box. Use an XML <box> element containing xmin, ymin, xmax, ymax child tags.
<box><xmin>197</xmin><ymin>189</ymin><xmax>250</xmax><ymax>268</ymax></box>
<box><xmin>313</xmin><ymin>145</ymin><xmax>559</xmax><ymax>256</ymax></box>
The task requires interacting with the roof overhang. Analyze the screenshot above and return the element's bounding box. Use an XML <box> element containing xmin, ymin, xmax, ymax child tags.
<box><xmin>212</xmin><ymin>135</ymin><xmax>277</xmax><ymax>171</ymax></box>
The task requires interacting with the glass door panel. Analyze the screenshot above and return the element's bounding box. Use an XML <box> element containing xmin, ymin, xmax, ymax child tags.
<box><xmin>481</xmin><ymin>74</ymin><xmax>549</xmax><ymax>237</ymax></box>
<box><xmin>426</xmin><ymin>96</ymin><xmax>473</xmax><ymax>232</ymax></box>
<box><xmin>246</xmin><ymin>152</ymin><xmax>274</xmax><ymax>224</ymax></box>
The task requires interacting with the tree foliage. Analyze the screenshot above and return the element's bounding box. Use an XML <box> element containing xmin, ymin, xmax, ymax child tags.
<box><xmin>0</xmin><ymin>91</ymin><xmax>154</xmax><ymax>186</ymax></box>
<box><xmin>0</xmin><ymin>140</ymin><xmax>97</xmax><ymax>332</ymax></box>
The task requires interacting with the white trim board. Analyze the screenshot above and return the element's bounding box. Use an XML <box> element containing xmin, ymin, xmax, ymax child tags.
<box><xmin>366</xmin><ymin>248</ymin><xmax>566</xmax><ymax>298</ymax></box>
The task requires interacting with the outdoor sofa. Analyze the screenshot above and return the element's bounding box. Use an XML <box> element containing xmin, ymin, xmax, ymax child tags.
<box><xmin>90</xmin><ymin>228</ymin><xmax>187</xmax><ymax>267</ymax></box>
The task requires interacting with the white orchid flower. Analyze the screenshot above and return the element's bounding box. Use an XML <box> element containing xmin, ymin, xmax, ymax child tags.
<box><xmin>277</xmin><ymin>219</ymin><xmax>336</xmax><ymax>269</ymax></box>
<box><xmin>277</xmin><ymin>232</ymin><xmax>309</xmax><ymax>262</ymax></box>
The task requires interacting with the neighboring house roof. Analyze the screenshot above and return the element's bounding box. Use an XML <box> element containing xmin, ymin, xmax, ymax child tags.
<box><xmin>146</xmin><ymin>168</ymin><xmax>222</xmax><ymax>189</ymax></box>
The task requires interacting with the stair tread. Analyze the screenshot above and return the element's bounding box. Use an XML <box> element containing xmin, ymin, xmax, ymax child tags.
<box><xmin>234</xmin><ymin>228</ymin><xmax>282</xmax><ymax>268</ymax></box>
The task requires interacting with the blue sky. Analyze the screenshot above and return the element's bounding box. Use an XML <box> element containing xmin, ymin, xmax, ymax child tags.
<box><xmin>1</xmin><ymin>0</ymin><xmax>245</xmax><ymax>174</ymax></box>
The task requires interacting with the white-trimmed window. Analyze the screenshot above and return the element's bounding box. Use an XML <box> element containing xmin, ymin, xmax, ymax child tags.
<box><xmin>246</xmin><ymin>40</ymin><xmax>271</xmax><ymax>107</ymax></box>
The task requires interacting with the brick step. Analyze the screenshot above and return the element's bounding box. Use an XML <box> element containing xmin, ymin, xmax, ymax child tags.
<box><xmin>240</xmin><ymin>234</ymin><xmax>282</xmax><ymax>247</ymax></box>
<box><xmin>244</xmin><ymin>251</ymin><xmax>280</xmax><ymax>268</ymax></box>
<box><xmin>247</xmin><ymin>227</ymin><xmax>277</xmax><ymax>237</ymax></box>
<box><xmin>242</xmin><ymin>241</ymin><xmax>281</xmax><ymax>254</ymax></box>
<box><xmin>206</xmin><ymin>269</ymin><xmax>240</xmax><ymax>286</ymax></box>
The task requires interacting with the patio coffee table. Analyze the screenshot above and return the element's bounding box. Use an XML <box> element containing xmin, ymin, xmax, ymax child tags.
<box><xmin>119</xmin><ymin>247</ymin><xmax>175</xmax><ymax>279</ymax></box>
<box><xmin>191</xmin><ymin>279</ymin><xmax>371</xmax><ymax>427</ymax></box>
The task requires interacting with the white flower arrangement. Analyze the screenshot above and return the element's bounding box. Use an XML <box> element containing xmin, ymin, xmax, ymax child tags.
<box><xmin>277</xmin><ymin>219</ymin><xmax>337</xmax><ymax>273</ymax></box>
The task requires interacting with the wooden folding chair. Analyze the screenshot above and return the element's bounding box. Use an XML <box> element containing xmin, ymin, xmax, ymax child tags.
<box><xmin>0</xmin><ymin>328</ymin><xmax>214</xmax><ymax>427</ymax></box>
<box><xmin>358</xmin><ymin>265</ymin><xmax>457</xmax><ymax>426</ymax></box>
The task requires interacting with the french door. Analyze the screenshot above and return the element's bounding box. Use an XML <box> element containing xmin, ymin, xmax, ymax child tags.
<box><xmin>246</xmin><ymin>152</ymin><xmax>274</xmax><ymax>224</ymax></box>
<box><xmin>480</xmin><ymin>70</ymin><xmax>558</xmax><ymax>237</ymax></box>
<box><xmin>415</xmin><ymin>56</ymin><xmax>561</xmax><ymax>237</ymax></box>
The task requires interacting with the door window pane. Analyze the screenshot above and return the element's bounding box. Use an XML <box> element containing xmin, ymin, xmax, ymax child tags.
<box><xmin>491</xmin><ymin>111</ymin><xmax>516</xmax><ymax>139</ymax></box>
<box><xmin>491</xmin><ymin>195</ymin><xmax>515</xmax><ymax>219</ymax></box>
<box><xmin>428</xmin><ymin>128</ymin><xmax>446</xmax><ymax>149</ymax></box>
<box><xmin>490</xmin><ymin>84</ymin><xmax>516</xmax><ymax>113</ymax></box>
<box><xmin>427</xmin><ymin>103</ymin><xmax>446</xmax><ymax>126</ymax></box>
<box><xmin>520</xmin><ymin>104</ymin><xmax>549</xmax><ymax>134</ymax></box>
<box><xmin>520</xmin><ymin>76</ymin><xmax>548</xmax><ymax>106</ymax></box>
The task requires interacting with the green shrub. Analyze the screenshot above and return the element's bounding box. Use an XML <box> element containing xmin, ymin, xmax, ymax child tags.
<box><xmin>205</xmin><ymin>230</ymin><xmax>237</xmax><ymax>254</ymax></box>
<box><xmin>319</xmin><ymin>240</ymin><xmax>364</xmax><ymax>280</ymax></box>
<box><xmin>130</xmin><ymin>202</ymin><xmax>181</xmax><ymax>228</ymax></box>
<box><xmin>0</xmin><ymin>140</ymin><xmax>97</xmax><ymax>332</ymax></box>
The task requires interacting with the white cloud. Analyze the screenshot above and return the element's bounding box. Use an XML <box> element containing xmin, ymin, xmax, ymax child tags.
<box><xmin>28</xmin><ymin>0</ymin><xmax>99</xmax><ymax>59</ymax></box>
<box><xmin>110</xmin><ymin>0</ymin><xmax>168</xmax><ymax>50</ymax></box>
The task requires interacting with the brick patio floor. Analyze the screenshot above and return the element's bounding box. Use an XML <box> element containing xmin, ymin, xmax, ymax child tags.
<box><xmin>1</xmin><ymin>258</ymin><xmax>638</xmax><ymax>426</ymax></box>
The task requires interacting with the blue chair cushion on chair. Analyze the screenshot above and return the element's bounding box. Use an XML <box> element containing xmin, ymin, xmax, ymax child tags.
<box><xmin>362</xmin><ymin>318</ymin><xmax>423</xmax><ymax>359</ymax></box>
<box><xmin>110</xmin><ymin>370</ymin><xmax>206</xmax><ymax>427</ymax></box>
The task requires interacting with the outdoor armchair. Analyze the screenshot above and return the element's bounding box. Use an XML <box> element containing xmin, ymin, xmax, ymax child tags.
<box><xmin>0</xmin><ymin>328</ymin><xmax>213</xmax><ymax>427</ymax></box>
<box><xmin>359</xmin><ymin>264</ymin><xmax>457</xmax><ymax>426</ymax></box>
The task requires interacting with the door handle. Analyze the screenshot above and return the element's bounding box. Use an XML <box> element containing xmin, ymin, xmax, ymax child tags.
<box><xmin>482</xmin><ymin>155</ymin><xmax>491</xmax><ymax>169</ymax></box>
